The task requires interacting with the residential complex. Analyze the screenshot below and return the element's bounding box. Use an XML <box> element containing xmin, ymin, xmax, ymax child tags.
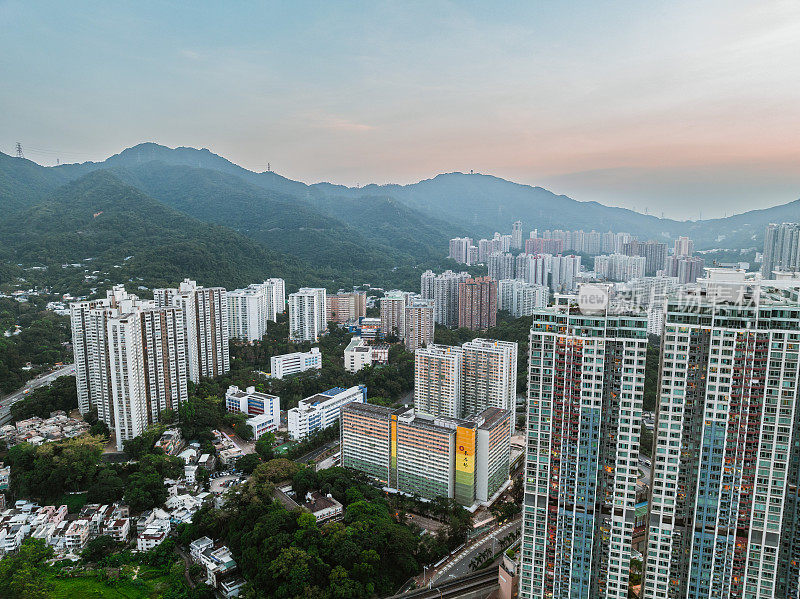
<box><xmin>326</xmin><ymin>291</ymin><xmax>367</xmax><ymax>324</ymax></box>
<box><xmin>341</xmin><ymin>403</ymin><xmax>511</xmax><ymax>507</ymax></box>
<box><xmin>643</xmin><ymin>272</ymin><xmax>800</xmax><ymax>599</ymax></box>
<box><xmin>519</xmin><ymin>291</ymin><xmax>648</xmax><ymax>599</ymax></box>
<box><xmin>270</xmin><ymin>347</ymin><xmax>322</xmax><ymax>379</ymax></box>
<box><xmin>761</xmin><ymin>222</ymin><xmax>800</xmax><ymax>277</ymax></box>
<box><xmin>461</xmin><ymin>339</ymin><xmax>518</xmax><ymax>420</ymax></box>
<box><xmin>154</xmin><ymin>279</ymin><xmax>230</xmax><ymax>382</ymax></box>
<box><xmin>622</xmin><ymin>239</ymin><xmax>668</xmax><ymax>276</ymax></box>
<box><xmin>449</xmin><ymin>237</ymin><xmax>473</xmax><ymax>264</ymax></box>
<box><xmin>414</xmin><ymin>344</ymin><xmax>463</xmax><ymax>418</ymax></box>
<box><xmin>287</xmin><ymin>385</ymin><xmax>367</xmax><ymax>440</ymax></box>
<box><xmin>227</xmin><ymin>285</ymin><xmax>269</xmax><ymax>342</ymax></box>
<box><xmin>663</xmin><ymin>254</ymin><xmax>705</xmax><ymax>284</ymax></box>
<box><xmin>380</xmin><ymin>290</ymin><xmax>409</xmax><ymax>339</ymax></box>
<box><xmin>458</xmin><ymin>276</ymin><xmax>498</xmax><ymax>330</ymax></box>
<box><xmin>414</xmin><ymin>339</ymin><xmax>518</xmax><ymax>422</ymax></box>
<box><xmin>224</xmin><ymin>385</ymin><xmax>280</xmax><ymax>438</ymax></box>
<box><xmin>71</xmin><ymin>285</ymin><xmax>189</xmax><ymax>449</ymax></box>
<box><xmin>498</xmin><ymin>279</ymin><xmax>548</xmax><ymax>317</ymax></box>
<box><xmin>594</xmin><ymin>253</ymin><xmax>646</xmax><ymax>282</ymax></box>
<box><xmin>404</xmin><ymin>298</ymin><xmax>435</xmax><ymax>351</ymax></box>
<box><xmin>262</xmin><ymin>278</ymin><xmax>286</xmax><ymax>320</ymax></box>
<box><xmin>288</xmin><ymin>288</ymin><xmax>326</xmax><ymax>342</ymax></box>
<box><xmin>421</xmin><ymin>269</ymin><xmax>469</xmax><ymax>327</ymax></box>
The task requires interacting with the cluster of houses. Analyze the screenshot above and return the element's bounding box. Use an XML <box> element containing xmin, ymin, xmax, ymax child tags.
<box><xmin>189</xmin><ymin>537</ymin><xmax>245</xmax><ymax>598</ymax></box>
<box><xmin>0</xmin><ymin>501</ymin><xmax>129</xmax><ymax>556</ymax></box>
<box><xmin>0</xmin><ymin>412</ymin><xmax>90</xmax><ymax>447</ymax></box>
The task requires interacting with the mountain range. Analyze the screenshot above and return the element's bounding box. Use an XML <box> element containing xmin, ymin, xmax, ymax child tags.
<box><xmin>2</xmin><ymin>142</ymin><xmax>798</xmax><ymax>293</ymax></box>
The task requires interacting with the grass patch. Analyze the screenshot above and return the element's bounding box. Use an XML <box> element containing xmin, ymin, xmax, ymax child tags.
<box><xmin>274</xmin><ymin>442</ymin><xmax>294</xmax><ymax>455</ymax></box>
<box><xmin>45</xmin><ymin>492</ymin><xmax>88</xmax><ymax>512</ymax></box>
<box><xmin>47</xmin><ymin>569</ymin><xmax>170</xmax><ymax>599</ymax></box>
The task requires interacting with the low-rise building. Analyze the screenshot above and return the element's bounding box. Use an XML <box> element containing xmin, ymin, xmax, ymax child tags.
<box><xmin>156</xmin><ymin>428</ymin><xmax>184</xmax><ymax>456</ymax></box>
<box><xmin>302</xmin><ymin>492</ymin><xmax>344</xmax><ymax>523</ymax></box>
<box><xmin>287</xmin><ymin>385</ymin><xmax>367</xmax><ymax>440</ymax></box>
<box><xmin>64</xmin><ymin>519</ymin><xmax>90</xmax><ymax>551</ymax></box>
<box><xmin>270</xmin><ymin>348</ymin><xmax>322</xmax><ymax>379</ymax></box>
<box><xmin>137</xmin><ymin>517</ymin><xmax>170</xmax><ymax>551</ymax></box>
<box><xmin>344</xmin><ymin>337</ymin><xmax>373</xmax><ymax>373</ymax></box>
<box><xmin>225</xmin><ymin>386</ymin><xmax>280</xmax><ymax>434</ymax></box>
<box><xmin>0</xmin><ymin>463</ymin><xmax>9</xmax><ymax>491</ymax></box>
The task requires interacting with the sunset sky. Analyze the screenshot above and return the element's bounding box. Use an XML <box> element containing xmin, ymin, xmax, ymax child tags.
<box><xmin>2</xmin><ymin>0</ymin><xmax>800</xmax><ymax>219</ymax></box>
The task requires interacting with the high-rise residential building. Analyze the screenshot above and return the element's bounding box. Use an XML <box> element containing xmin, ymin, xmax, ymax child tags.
<box><xmin>262</xmin><ymin>278</ymin><xmax>286</xmax><ymax>320</ymax></box>
<box><xmin>288</xmin><ymin>289</ymin><xmax>325</xmax><ymax>342</ymax></box>
<box><xmin>458</xmin><ymin>276</ymin><xmax>497</xmax><ymax>330</ymax></box>
<box><xmin>643</xmin><ymin>272</ymin><xmax>800</xmax><ymax>599</ymax></box>
<box><xmin>341</xmin><ymin>404</ymin><xmax>511</xmax><ymax>506</ymax></box>
<box><xmin>520</xmin><ymin>291</ymin><xmax>647</xmax><ymax>599</ymax></box>
<box><xmin>594</xmin><ymin>253</ymin><xmax>646</xmax><ymax>282</ymax></box>
<box><xmin>761</xmin><ymin>222</ymin><xmax>800</xmax><ymax>277</ymax></box>
<box><xmin>154</xmin><ymin>279</ymin><xmax>229</xmax><ymax>382</ymax></box>
<box><xmin>511</xmin><ymin>220</ymin><xmax>523</xmax><ymax>250</ymax></box>
<box><xmin>414</xmin><ymin>345</ymin><xmax>463</xmax><ymax>418</ymax></box>
<box><xmin>526</xmin><ymin>237</ymin><xmax>564</xmax><ymax>255</ymax></box>
<box><xmin>420</xmin><ymin>270</ymin><xmax>436</xmax><ymax>300</ymax></box>
<box><xmin>404</xmin><ymin>299</ymin><xmax>435</xmax><ymax>351</ymax></box>
<box><xmin>461</xmin><ymin>339</ymin><xmax>518</xmax><ymax>422</ymax></box>
<box><xmin>622</xmin><ymin>240</ymin><xmax>668</xmax><ymax>276</ymax></box>
<box><xmin>673</xmin><ymin>235</ymin><xmax>694</xmax><ymax>257</ymax></box>
<box><xmin>299</xmin><ymin>287</ymin><xmax>327</xmax><ymax>333</ymax></box>
<box><xmin>421</xmin><ymin>270</ymin><xmax>470</xmax><ymax>327</ymax></box>
<box><xmin>270</xmin><ymin>347</ymin><xmax>322</xmax><ymax>379</ymax></box>
<box><xmin>71</xmin><ymin>285</ymin><xmax>188</xmax><ymax>450</ymax></box>
<box><xmin>380</xmin><ymin>290</ymin><xmax>408</xmax><ymax>339</ymax></box>
<box><xmin>498</xmin><ymin>279</ymin><xmax>548</xmax><ymax>317</ymax></box>
<box><xmin>227</xmin><ymin>286</ymin><xmax>268</xmax><ymax>342</ymax></box>
<box><xmin>664</xmin><ymin>254</ymin><xmax>705</xmax><ymax>284</ymax></box>
<box><xmin>326</xmin><ymin>291</ymin><xmax>366</xmax><ymax>324</ymax></box>
<box><xmin>287</xmin><ymin>385</ymin><xmax>367</xmax><ymax>440</ymax></box>
<box><xmin>478</xmin><ymin>239</ymin><xmax>492</xmax><ymax>263</ymax></box>
<box><xmin>524</xmin><ymin>254</ymin><xmax>551</xmax><ymax>287</ymax></box>
<box><xmin>449</xmin><ymin>237</ymin><xmax>473</xmax><ymax>264</ymax></box>
<box><xmin>549</xmin><ymin>254</ymin><xmax>582</xmax><ymax>293</ymax></box>
<box><xmin>488</xmin><ymin>252</ymin><xmax>516</xmax><ymax>282</ymax></box>
<box><xmin>467</xmin><ymin>245</ymin><xmax>479</xmax><ymax>265</ymax></box>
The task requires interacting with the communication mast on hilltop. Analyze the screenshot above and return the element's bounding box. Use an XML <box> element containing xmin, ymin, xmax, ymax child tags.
<box><xmin>15</xmin><ymin>142</ymin><xmax>23</xmax><ymax>158</ymax></box>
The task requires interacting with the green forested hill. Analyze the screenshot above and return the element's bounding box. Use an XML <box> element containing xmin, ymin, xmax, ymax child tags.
<box><xmin>0</xmin><ymin>170</ymin><xmax>310</xmax><ymax>292</ymax></box>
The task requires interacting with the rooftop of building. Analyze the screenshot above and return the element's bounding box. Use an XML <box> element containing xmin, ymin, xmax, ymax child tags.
<box><xmin>302</xmin><ymin>491</ymin><xmax>342</xmax><ymax>514</ymax></box>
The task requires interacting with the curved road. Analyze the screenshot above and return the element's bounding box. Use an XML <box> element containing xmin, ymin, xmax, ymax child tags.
<box><xmin>431</xmin><ymin>516</ymin><xmax>522</xmax><ymax>583</ymax></box>
<box><xmin>0</xmin><ymin>364</ymin><xmax>76</xmax><ymax>423</ymax></box>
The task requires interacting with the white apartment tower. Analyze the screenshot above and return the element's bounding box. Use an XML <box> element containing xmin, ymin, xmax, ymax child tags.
<box><xmin>414</xmin><ymin>345</ymin><xmax>463</xmax><ymax>419</ymax></box>
<box><xmin>460</xmin><ymin>339</ymin><xmax>518</xmax><ymax>419</ymax></box>
<box><xmin>298</xmin><ymin>287</ymin><xmax>327</xmax><ymax>334</ymax></box>
<box><xmin>511</xmin><ymin>220</ymin><xmax>523</xmax><ymax>250</ymax></box>
<box><xmin>262</xmin><ymin>278</ymin><xmax>286</xmax><ymax>320</ymax></box>
<box><xmin>71</xmin><ymin>285</ymin><xmax>188</xmax><ymax>450</ymax></box>
<box><xmin>288</xmin><ymin>289</ymin><xmax>325</xmax><ymax>342</ymax></box>
<box><xmin>154</xmin><ymin>279</ymin><xmax>229</xmax><ymax>382</ymax></box>
<box><xmin>227</xmin><ymin>286</ymin><xmax>268</xmax><ymax>342</ymax></box>
<box><xmin>643</xmin><ymin>273</ymin><xmax>800</xmax><ymax>599</ymax></box>
<box><xmin>519</xmin><ymin>293</ymin><xmax>647</xmax><ymax>599</ymax></box>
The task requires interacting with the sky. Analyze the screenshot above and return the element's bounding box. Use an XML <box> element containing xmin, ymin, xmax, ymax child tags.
<box><xmin>2</xmin><ymin>1</ymin><xmax>800</xmax><ymax>220</ymax></box>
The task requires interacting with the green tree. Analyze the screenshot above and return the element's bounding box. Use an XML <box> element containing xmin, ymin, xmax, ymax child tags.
<box><xmin>235</xmin><ymin>453</ymin><xmax>261</xmax><ymax>474</ymax></box>
<box><xmin>255</xmin><ymin>432</ymin><xmax>276</xmax><ymax>460</ymax></box>
<box><xmin>0</xmin><ymin>538</ymin><xmax>54</xmax><ymax>599</ymax></box>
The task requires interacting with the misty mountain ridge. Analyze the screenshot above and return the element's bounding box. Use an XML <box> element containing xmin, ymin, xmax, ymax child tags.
<box><xmin>2</xmin><ymin>142</ymin><xmax>799</xmax><ymax>256</ymax></box>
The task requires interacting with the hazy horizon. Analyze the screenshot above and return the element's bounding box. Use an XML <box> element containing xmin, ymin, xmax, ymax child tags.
<box><xmin>3</xmin><ymin>1</ymin><xmax>800</xmax><ymax>219</ymax></box>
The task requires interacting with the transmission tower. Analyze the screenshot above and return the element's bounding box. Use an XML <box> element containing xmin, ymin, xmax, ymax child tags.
<box><xmin>15</xmin><ymin>142</ymin><xmax>23</xmax><ymax>158</ymax></box>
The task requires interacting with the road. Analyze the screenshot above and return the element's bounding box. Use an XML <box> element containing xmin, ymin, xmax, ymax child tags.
<box><xmin>295</xmin><ymin>439</ymin><xmax>339</xmax><ymax>464</ymax></box>
<box><xmin>0</xmin><ymin>364</ymin><xmax>75</xmax><ymax>423</ymax></box>
<box><xmin>392</xmin><ymin>569</ymin><xmax>498</xmax><ymax>599</ymax></box>
<box><xmin>431</xmin><ymin>516</ymin><xmax>522</xmax><ymax>583</ymax></box>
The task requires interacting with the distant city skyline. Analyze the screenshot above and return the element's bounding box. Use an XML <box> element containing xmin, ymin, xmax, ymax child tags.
<box><xmin>2</xmin><ymin>1</ymin><xmax>800</xmax><ymax>219</ymax></box>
